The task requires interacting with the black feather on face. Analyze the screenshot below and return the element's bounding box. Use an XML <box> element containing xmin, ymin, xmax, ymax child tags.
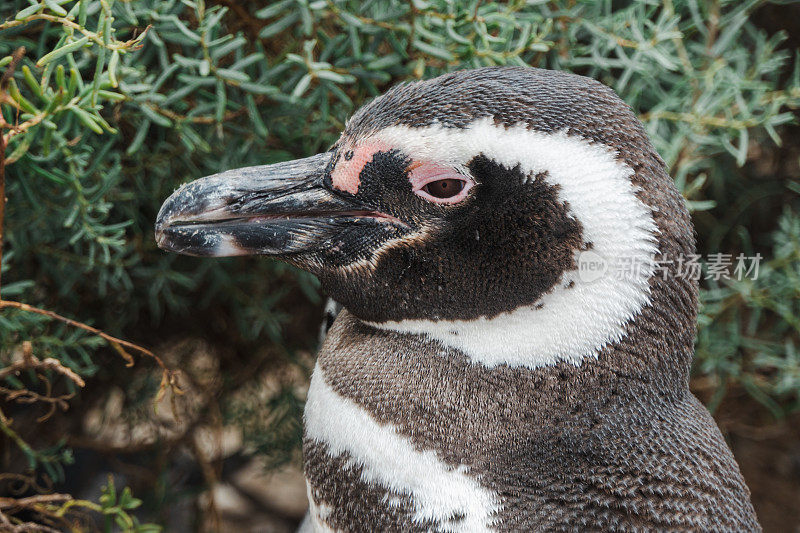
<box><xmin>315</xmin><ymin>150</ymin><xmax>584</xmax><ymax>322</ymax></box>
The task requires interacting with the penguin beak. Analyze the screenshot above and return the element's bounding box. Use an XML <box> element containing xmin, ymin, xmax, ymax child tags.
<box><xmin>155</xmin><ymin>152</ymin><xmax>397</xmax><ymax>257</ymax></box>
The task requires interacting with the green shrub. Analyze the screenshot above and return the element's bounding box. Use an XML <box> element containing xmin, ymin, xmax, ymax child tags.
<box><xmin>1</xmin><ymin>0</ymin><xmax>798</xmax><ymax>529</ymax></box>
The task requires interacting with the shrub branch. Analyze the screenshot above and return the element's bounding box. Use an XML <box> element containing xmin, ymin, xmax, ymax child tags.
<box><xmin>0</xmin><ymin>49</ymin><xmax>182</xmax><ymax>488</ymax></box>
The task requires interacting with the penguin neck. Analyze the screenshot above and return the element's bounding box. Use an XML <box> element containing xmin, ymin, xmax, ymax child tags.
<box><xmin>313</xmin><ymin>299</ymin><xmax>696</xmax><ymax>469</ymax></box>
<box><xmin>364</xmin><ymin>277</ymin><xmax>694</xmax><ymax>385</ymax></box>
<box><xmin>330</xmin><ymin>291</ymin><xmax>696</xmax><ymax>397</ymax></box>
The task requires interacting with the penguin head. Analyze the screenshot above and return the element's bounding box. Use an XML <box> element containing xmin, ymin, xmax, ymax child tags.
<box><xmin>156</xmin><ymin>67</ymin><xmax>696</xmax><ymax>368</ymax></box>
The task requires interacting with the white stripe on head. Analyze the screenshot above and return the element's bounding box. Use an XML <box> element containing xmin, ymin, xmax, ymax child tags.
<box><xmin>364</xmin><ymin>118</ymin><xmax>658</xmax><ymax>368</ymax></box>
<box><xmin>304</xmin><ymin>364</ymin><xmax>501</xmax><ymax>531</ymax></box>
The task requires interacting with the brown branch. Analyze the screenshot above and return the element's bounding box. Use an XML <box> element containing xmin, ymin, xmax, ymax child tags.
<box><xmin>0</xmin><ymin>510</ymin><xmax>61</xmax><ymax>533</ymax></box>
<box><xmin>0</xmin><ymin>99</ymin><xmax>58</xmax><ymax>145</ymax></box>
<box><xmin>0</xmin><ymin>15</ymin><xmax>147</xmax><ymax>54</ymax></box>
<box><xmin>0</xmin><ymin>494</ymin><xmax>73</xmax><ymax>511</ymax></box>
<box><xmin>0</xmin><ymin>341</ymin><xmax>85</xmax><ymax>386</ymax></box>
<box><xmin>0</xmin><ymin>300</ymin><xmax>182</xmax><ymax>396</ymax></box>
<box><xmin>0</xmin><ymin>356</ymin><xmax>77</xmax><ymax>422</ymax></box>
<box><xmin>0</xmin><ymin>473</ymin><xmax>52</xmax><ymax>497</ymax></box>
<box><xmin>0</xmin><ymin>385</ymin><xmax>75</xmax><ymax>420</ymax></box>
<box><xmin>0</xmin><ymin>48</ymin><xmax>25</xmax><ymax>91</ymax></box>
<box><xmin>0</xmin><ymin>355</ymin><xmax>76</xmax><ymax>422</ymax></box>
<box><xmin>144</xmin><ymin>98</ymin><xmax>258</xmax><ymax>125</ymax></box>
<box><xmin>0</xmin><ymin>301</ymin><xmax>146</xmax><ymax>363</ymax></box>
<box><xmin>0</xmin><ymin>493</ymin><xmax>72</xmax><ymax>533</ymax></box>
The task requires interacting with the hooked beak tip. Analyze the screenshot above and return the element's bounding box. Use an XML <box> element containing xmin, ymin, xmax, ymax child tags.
<box><xmin>154</xmin><ymin>225</ymin><xmax>168</xmax><ymax>250</ymax></box>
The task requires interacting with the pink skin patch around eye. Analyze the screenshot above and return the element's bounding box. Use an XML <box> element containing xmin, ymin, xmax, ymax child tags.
<box><xmin>330</xmin><ymin>141</ymin><xmax>473</xmax><ymax>204</ymax></box>
<box><xmin>409</xmin><ymin>161</ymin><xmax>474</xmax><ymax>204</ymax></box>
<box><xmin>330</xmin><ymin>141</ymin><xmax>391</xmax><ymax>195</ymax></box>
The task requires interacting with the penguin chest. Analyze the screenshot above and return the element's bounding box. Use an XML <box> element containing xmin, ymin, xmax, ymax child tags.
<box><xmin>302</xmin><ymin>359</ymin><xmax>502</xmax><ymax>532</ymax></box>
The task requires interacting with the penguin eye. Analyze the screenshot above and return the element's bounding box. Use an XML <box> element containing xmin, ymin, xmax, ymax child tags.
<box><xmin>409</xmin><ymin>161</ymin><xmax>474</xmax><ymax>205</ymax></box>
<box><xmin>423</xmin><ymin>179</ymin><xmax>465</xmax><ymax>199</ymax></box>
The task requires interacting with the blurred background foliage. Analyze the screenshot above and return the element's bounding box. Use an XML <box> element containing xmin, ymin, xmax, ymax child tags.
<box><xmin>0</xmin><ymin>0</ymin><xmax>798</xmax><ymax>530</ymax></box>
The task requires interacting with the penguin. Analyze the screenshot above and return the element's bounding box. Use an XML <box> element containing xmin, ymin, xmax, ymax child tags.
<box><xmin>155</xmin><ymin>67</ymin><xmax>760</xmax><ymax>531</ymax></box>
